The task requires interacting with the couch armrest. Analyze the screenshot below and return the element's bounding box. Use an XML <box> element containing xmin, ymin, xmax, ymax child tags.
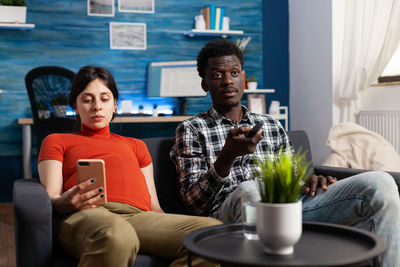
<box><xmin>13</xmin><ymin>179</ymin><xmax>53</xmax><ymax>267</ymax></box>
<box><xmin>315</xmin><ymin>165</ymin><xmax>400</xmax><ymax>193</ymax></box>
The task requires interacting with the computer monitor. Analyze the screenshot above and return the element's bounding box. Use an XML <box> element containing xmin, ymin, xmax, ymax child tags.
<box><xmin>147</xmin><ymin>61</ymin><xmax>207</xmax><ymax>114</ymax></box>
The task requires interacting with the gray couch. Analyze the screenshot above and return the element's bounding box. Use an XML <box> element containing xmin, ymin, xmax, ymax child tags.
<box><xmin>13</xmin><ymin>130</ymin><xmax>400</xmax><ymax>267</ymax></box>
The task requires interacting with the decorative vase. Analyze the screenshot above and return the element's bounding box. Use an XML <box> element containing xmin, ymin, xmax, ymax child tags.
<box><xmin>53</xmin><ymin>105</ymin><xmax>68</xmax><ymax>118</ymax></box>
<box><xmin>247</xmin><ymin>82</ymin><xmax>258</xmax><ymax>90</ymax></box>
<box><xmin>256</xmin><ymin>201</ymin><xmax>302</xmax><ymax>255</ymax></box>
<box><xmin>152</xmin><ymin>109</ymin><xmax>158</xmax><ymax>117</ymax></box>
<box><xmin>0</xmin><ymin>6</ymin><xmax>26</xmax><ymax>23</ymax></box>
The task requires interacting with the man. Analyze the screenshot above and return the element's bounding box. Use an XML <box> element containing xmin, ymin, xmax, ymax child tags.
<box><xmin>170</xmin><ymin>39</ymin><xmax>400</xmax><ymax>266</ymax></box>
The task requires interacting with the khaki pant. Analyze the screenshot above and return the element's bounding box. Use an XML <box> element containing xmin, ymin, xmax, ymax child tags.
<box><xmin>55</xmin><ymin>202</ymin><xmax>221</xmax><ymax>267</ymax></box>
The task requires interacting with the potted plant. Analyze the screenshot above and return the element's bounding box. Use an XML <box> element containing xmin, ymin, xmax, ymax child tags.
<box><xmin>0</xmin><ymin>0</ymin><xmax>26</xmax><ymax>24</ymax></box>
<box><xmin>246</xmin><ymin>76</ymin><xmax>258</xmax><ymax>90</ymax></box>
<box><xmin>254</xmin><ymin>149</ymin><xmax>311</xmax><ymax>255</ymax></box>
<box><xmin>36</xmin><ymin>100</ymin><xmax>50</xmax><ymax>119</ymax></box>
<box><xmin>138</xmin><ymin>104</ymin><xmax>144</xmax><ymax>114</ymax></box>
<box><xmin>50</xmin><ymin>93</ymin><xmax>68</xmax><ymax>118</ymax></box>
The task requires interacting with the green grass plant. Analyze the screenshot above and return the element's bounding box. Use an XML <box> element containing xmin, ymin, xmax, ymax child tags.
<box><xmin>247</xmin><ymin>76</ymin><xmax>258</xmax><ymax>82</ymax></box>
<box><xmin>255</xmin><ymin>148</ymin><xmax>312</xmax><ymax>203</ymax></box>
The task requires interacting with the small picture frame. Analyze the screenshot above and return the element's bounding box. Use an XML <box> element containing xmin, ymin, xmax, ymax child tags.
<box><xmin>118</xmin><ymin>0</ymin><xmax>155</xmax><ymax>13</ymax></box>
<box><xmin>87</xmin><ymin>0</ymin><xmax>115</xmax><ymax>17</ymax></box>
<box><xmin>247</xmin><ymin>94</ymin><xmax>266</xmax><ymax>114</ymax></box>
<box><xmin>109</xmin><ymin>22</ymin><xmax>147</xmax><ymax>50</ymax></box>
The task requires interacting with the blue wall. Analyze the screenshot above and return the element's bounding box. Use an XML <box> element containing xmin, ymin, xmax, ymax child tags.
<box><xmin>263</xmin><ymin>0</ymin><xmax>289</xmax><ymax>121</ymax></box>
<box><xmin>0</xmin><ymin>0</ymin><xmax>290</xmax><ymax>202</ymax></box>
<box><xmin>0</xmin><ymin>0</ymin><xmax>263</xmax><ymax>156</ymax></box>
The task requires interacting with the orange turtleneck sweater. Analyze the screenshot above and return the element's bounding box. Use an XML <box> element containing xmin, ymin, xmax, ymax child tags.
<box><xmin>38</xmin><ymin>124</ymin><xmax>152</xmax><ymax>211</ymax></box>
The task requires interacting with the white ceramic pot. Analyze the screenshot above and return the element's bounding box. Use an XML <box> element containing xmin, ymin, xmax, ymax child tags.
<box><xmin>256</xmin><ymin>201</ymin><xmax>302</xmax><ymax>255</ymax></box>
<box><xmin>0</xmin><ymin>6</ymin><xmax>26</xmax><ymax>23</ymax></box>
<box><xmin>247</xmin><ymin>82</ymin><xmax>258</xmax><ymax>90</ymax></box>
<box><xmin>53</xmin><ymin>105</ymin><xmax>68</xmax><ymax>118</ymax></box>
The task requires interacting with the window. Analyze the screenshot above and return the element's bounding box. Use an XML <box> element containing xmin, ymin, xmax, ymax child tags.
<box><xmin>378</xmin><ymin>47</ymin><xmax>400</xmax><ymax>83</ymax></box>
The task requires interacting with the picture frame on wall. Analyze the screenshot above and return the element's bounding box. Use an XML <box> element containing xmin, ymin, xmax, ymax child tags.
<box><xmin>247</xmin><ymin>94</ymin><xmax>266</xmax><ymax>115</ymax></box>
<box><xmin>87</xmin><ymin>0</ymin><xmax>115</xmax><ymax>17</ymax></box>
<box><xmin>109</xmin><ymin>22</ymin><xmax>147</xmax><ymax>50</ymax></box>
<box><xmin>118</xmin><ymin>0</ymin><xmax>154</xmax><ymax>13</ymax></box>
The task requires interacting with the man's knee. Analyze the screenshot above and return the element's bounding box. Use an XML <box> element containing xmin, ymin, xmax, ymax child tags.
<box><xmin>350</xmin><ymin>171</ymin><xmax>400</xmax><ymax>214</ymax></box>
<box><xmin>355</xmin><ymin>171</ymin><xmax>397</xmax><ymax>194</ymax></box>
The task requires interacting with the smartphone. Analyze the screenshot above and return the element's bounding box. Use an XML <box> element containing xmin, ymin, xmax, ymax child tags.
<box><xmin>246</xmin><ymin>122</ymin><xmax>264</xmax><ymax>138</ymax></box>
<box><xmin>76</xmin><ymin>159</ymin><xmax>107</xmax><ymax>205</ymax></box>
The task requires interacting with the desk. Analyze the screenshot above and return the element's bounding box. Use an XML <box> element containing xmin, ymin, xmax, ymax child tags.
<box><xmin>184</xmin><ymin>222</ymin><xmax>387</xmax><ymax>266</ymax></box>
<box><xmin>18</xmin><ymin>116</ymin><xmax>191</xmax><ymax>179</ymax></box>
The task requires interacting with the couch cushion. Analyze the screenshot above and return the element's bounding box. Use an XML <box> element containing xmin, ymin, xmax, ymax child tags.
<box><xmin>142</xmin><ymin>137</ymin><xmax>190</xmax><ymax>214</ymax></box>
<box><xmin>287</xmin><ymin>130</ymin><xmax>314</xmax><ymax>174</ymax></box>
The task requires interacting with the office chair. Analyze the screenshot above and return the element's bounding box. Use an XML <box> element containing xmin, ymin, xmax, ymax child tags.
<box><xmin>25</xmin><ymin>66</ymin><xmax>78</xmax><ymax>149</ymax></box>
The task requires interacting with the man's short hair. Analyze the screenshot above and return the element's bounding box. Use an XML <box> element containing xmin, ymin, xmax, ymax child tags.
<box><xmin>197</xmin><ymin>39</ymin><xmax>244</xmax><ymax>79</ymax></box>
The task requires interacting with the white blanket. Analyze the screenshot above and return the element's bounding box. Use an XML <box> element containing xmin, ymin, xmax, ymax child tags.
<box><xmin>323</xmin><ymin>122</ymin><xmax>400</xmax><ymax>172</ymax></box>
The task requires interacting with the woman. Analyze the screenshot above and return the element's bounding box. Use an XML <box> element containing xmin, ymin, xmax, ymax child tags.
<box><xmin>38</xmin><ymin>66</ymin><xmax>221</xmax><ymax>267</ymax></box>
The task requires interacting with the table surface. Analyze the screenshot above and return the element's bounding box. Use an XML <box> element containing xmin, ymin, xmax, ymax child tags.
<box><xmin>184</xmin><ymin>222</ymin><xmax>387</xmax><ymax>267</ymax></box>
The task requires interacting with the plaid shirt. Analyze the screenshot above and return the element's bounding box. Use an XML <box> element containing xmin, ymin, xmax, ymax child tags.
<box><xmin>170</xmin><ymin>106</ymin><xmax>292</xmax><ymax>217</ymax></box>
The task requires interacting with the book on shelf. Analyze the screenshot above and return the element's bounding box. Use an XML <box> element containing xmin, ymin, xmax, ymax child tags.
<box><xmin>215</xmin><ymin>8</ymin><xmax>221</xmax><ymax>30</ymax></box>
<box><xmin>202</xmin><ymin>7</ymin><xmax>210</xmax><ymax>30</ymax></box>
<box><xmin>209</xmin><ymin>4</ymin><xmax>216</xmax><ymax>30</ymax></box>
<box><xmin>200</xmin><ymin>5</ymin><xmax>225</xmax><ymax>31</ymax></box>
<box><xmin>219</xmin><ymin>8</ymin><xmax>224</xmax><ymax>30</ymax></box>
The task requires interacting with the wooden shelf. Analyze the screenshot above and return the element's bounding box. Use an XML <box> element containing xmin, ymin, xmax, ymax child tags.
<box><xmin>184</xmin><ymin>29</ymin><xmax>244</xmax><ymax>38</ymax></box>
<box><xmin>0</xmin><ymin>23</ymin><xmax>35</xmax><ymax>30</ymax></box>
<box><xmin>243</xmin><ymin>89</ymin><xmax>275</xmax><ymax>94</ymax></box>
<box><xmin>269</xmin><ymin>106</ymin><xmax>289</xmax><ymax>131</ymax></box>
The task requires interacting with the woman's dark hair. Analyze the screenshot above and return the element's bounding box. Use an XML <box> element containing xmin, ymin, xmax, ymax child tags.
<box><xmin>69</xmin><ymin>66</ymin><xmax>119</xmax><ymax>109</ymax></box>
<box><xmin>196</xmin><ymin>39</ymin><xmax>244</xmax><ymax>79</ymax></box>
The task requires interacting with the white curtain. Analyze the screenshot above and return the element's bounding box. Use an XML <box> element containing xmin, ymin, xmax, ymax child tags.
<box><xmin>333</xmin><ymin>0</ymin><xmax>400</xmax><ymax>123</ymax></box>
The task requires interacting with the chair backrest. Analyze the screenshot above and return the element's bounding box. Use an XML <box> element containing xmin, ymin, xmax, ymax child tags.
<box><xmin>25</xmin><ymin>66</ymin><xmax>77</xmax><ymax>147</ymax></box>
<box><xmin>287</xmin><ymin>130</ymin><xmax>315</xmax><ymax>174</ymax></box>
<box><xmin>25</xmin><ymin>66</ymin><xmax>76</xmax><ymax>121</ymax></box>
<box><xmin>142</xmin><ymin>130</ymin><xmax>314</xmax><ymax>215</ymax></box>
<box><xmin>142</xmin><ymin>137</ymin><xmax>190</xmax><ymax>214</ymax></box>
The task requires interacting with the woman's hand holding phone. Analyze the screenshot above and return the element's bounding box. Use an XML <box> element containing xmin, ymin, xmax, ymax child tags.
<box><xmin>51</xmin><ymin>159</ymin><xmax>107</xmax><ymax>214</ymax></box>
<box><xmin>52</xmin><ymin>179</ymin><xmax>104</xmax><ymax>214</ymax></box>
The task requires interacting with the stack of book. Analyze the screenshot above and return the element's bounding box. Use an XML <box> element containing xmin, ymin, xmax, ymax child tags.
<box><xmin>201</xmin><ymin>4</ymin><xmax>225</xmax><ymax>31</ymax></box>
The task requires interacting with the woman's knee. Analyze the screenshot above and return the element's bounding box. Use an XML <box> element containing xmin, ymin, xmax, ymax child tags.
<box><xmin>99</xmin><ymin>219</ymin><xmax>140</xmax><ymax>253</ymax></box>
<box><xmin>83</xmin><ymin>214</ymin><xmax>140</xmax><ymax>260</ymax></box>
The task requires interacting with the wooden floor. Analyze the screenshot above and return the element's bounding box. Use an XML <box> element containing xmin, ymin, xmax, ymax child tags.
<box><xmin>0</xmin><ymin>203</ymin><xmax>15</xmax><ymax>267</ymax></box>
